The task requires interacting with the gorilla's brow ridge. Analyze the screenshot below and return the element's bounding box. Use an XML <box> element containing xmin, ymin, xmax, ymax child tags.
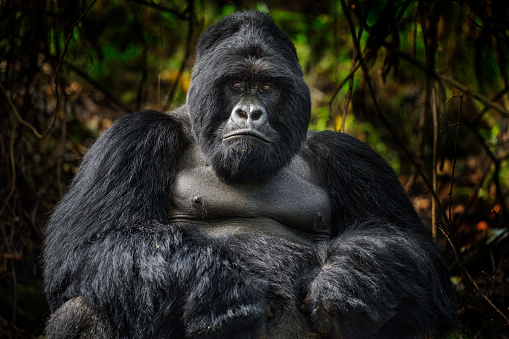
<box><xmin>209</xmin><ymin>50</ymin><xmax>297</xmax><ymax>83</ymax></box>
<box><xmin>217</xmin><ymin>65</ymin><xmax>295</xmax><ymax>86</ymax></box>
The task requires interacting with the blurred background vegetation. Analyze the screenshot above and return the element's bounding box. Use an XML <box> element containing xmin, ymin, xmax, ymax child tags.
<box><xmin>1</xmin><ymin>0</ymin><xmax>508</xmax><ymax>338</ymax></box>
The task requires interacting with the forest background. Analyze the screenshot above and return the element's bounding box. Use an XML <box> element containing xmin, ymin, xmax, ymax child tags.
<box><xmin>0</xmin><ymin>0</ymin><xmax>508</xmax><ymax>338</ymax></box>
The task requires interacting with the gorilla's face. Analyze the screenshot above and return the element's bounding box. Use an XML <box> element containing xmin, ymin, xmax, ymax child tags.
<box><xmin>187</xmin><ymin>12</ymin><xmax>311</xmax><ymax>183</ymax></box>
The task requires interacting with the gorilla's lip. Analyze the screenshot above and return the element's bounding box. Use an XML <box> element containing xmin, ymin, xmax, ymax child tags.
<box><xmin>222</xmin><ymin>129</ymin><xmax>271</xmax><ymax>143</ymax></box>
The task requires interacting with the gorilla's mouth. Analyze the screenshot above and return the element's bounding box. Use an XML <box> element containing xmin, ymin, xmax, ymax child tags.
<box><xmin>222</xmin><ymin>129</ymin><xmax>271</xmax><ymax>143</ymax></box>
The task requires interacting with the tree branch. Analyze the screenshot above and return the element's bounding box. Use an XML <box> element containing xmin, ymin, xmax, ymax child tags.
<box><xmin>127</xmin><ymin>0</ymin><xmax>188</xmax><ymax>20</ymax></box>
<box><xmin>339</xmin><ymin>0</ymin><xmax>450</xmax><ymax>226</ymax></box>
<box><xmin>162</xmin><ymin>0</ymin><xmax>194</xmax><ymax>111</ymax></box>
<box><xmin>381</xmin><ymin>41</ymin><xmax>509</xmax><ymax>117</ymax></box>
<box><xmin>440</xmin><ymin>227</ymin><xmax>509</xmax><ymax>326</ymax></box>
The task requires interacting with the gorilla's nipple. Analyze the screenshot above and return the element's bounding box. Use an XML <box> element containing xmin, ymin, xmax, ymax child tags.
<box><xmin>192</xmin><ymin>196</ymin><xmax>207</xmax><ymax>219</ymax></box>
<box><xmin>192</xmin><ymin>196</ymin><xmax>203</xmax><ymax>205</ymax></box>
<box><xmin>314</xmin><ymin>211</ymin><xmax>324</xmax><ymax>230</ymax></box>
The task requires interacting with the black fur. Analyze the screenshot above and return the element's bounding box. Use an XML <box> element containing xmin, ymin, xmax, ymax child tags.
<box><xmin>187</xmin><ymin>11</ymin><xmax>310</xmax><ymax>183</ymax></box>
<box><xmin>44</xmin><ymin>11</ymin><xmax>456</xmax><ymax>339</ymax></box>
<box><xmin>303</xmin><ymin>131</ymin><xmax>456</xmax><ymax>338</ymax></box>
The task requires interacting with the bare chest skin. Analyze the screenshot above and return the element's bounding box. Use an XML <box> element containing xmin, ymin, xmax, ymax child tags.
<box><xmin>167</xmin><ymin>143</ymin><xmax>332</xmax><ymax>244</ymax></box>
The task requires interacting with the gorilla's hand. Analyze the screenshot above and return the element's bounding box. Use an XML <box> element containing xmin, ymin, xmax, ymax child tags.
<box><xmin>305</xmin><ymin>271</ymin><xmax>382</xmax><ymax>339</ymax></box>
<box><xmin>301</xmin><ymin>294</ymin><xmax>341</xmax><ymax>338</ymax></box>
<box><xmin>305</xmin><ymin>219</ymin><xmax>451</xmax><ymax>339</ymax></box>
<box><xmin>182</xmin><ymin>255</ymin><xmax>269</xmax><ymax>338</ymax></box>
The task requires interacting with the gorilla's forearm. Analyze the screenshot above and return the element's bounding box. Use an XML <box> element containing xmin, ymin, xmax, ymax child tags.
<box><xmin>45</xmin><ymin>222</ymin><xmax>267</xmax><ymax>338</ymax></box>
<box><xmin>308</xmin><ymin>219</ymin><xmax>455</xmax><ymax>339</ymax></box>
<box><xmin>304</xmin><ymin>131</ymin><xmax>456</xmax><ymax>338</ymax></box>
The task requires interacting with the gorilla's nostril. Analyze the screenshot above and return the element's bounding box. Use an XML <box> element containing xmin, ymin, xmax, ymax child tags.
<box><xmin>237</xmin><ymin>109</ymin><xmax>248</xmax><ymax>120</ymax></box>
<box><xmin>251</xmin><ymin>110</ymin><xmax>263</xmax><ymax>120</ymax></box>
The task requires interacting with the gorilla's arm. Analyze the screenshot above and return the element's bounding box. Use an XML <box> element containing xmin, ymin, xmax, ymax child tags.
<box><xmin>44</xmin><ymin>110</ymin><xmax>267</xmax><ymax>338</ymax></box>
<box><xmin>305</xmin><ymin>131</ymin><xmax>456</xmax><ymax>339</ymax></box>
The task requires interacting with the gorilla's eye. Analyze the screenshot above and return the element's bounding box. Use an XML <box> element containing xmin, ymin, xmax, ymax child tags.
<box><xmin>231</xmin><ymin>81</ymin><xmax>243</xmax><ymax>89</ymax></box>
<box><xmin>260</xmin><ymin>83</ymin><xmax>272</xmax><ymax>92</ymax></box>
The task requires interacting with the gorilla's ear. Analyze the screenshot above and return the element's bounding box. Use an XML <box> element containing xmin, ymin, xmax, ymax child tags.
<box><xmin>196</xmin><ymin>11</ymin><xmax>271</xmax><ymax>58</ymax></box>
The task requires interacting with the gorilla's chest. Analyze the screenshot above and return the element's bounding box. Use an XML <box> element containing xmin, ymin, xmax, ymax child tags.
<box><xmin>167</xmin><ymin>157</ymin><xmax>332</xmax><ymax>243</ymax></box>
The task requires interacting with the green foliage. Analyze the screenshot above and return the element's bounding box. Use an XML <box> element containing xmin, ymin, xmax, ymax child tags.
<box><xmin>348</xmin><ymin>118</ymin><xmax>402</xmax><ymax>174</ymax></box>
<box><xmin>310</xmin><ymin>105</ymin><xmax>330</xmax><ymax>131</ymax></box>
<box><xmin>1</xmin><ymin>1</ymin><xmax>509</xmax><ymax>337</ymax></box>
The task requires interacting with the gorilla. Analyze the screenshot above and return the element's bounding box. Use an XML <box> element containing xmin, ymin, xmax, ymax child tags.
<box><xmin>44</xmin><ymin>11</ymin><xmax>456</xmax><ymax>339</ymax></box>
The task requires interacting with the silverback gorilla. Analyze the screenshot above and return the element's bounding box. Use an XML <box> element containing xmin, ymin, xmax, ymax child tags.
<box><xmin>44</xmin><ymin>11</ymin><xmax>456</xmax><ymax>339</ymax></box>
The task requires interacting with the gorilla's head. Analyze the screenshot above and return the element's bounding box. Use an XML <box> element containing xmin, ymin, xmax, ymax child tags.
<box><xmin>187</xmin><ymin>11</ymin><xmax>311</xmax><ymax>183</ymax></box>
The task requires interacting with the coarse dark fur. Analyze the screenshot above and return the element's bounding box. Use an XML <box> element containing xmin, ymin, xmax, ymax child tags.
<box><xmin>44</xmin><ymin>11</ymin><xmax>457</xmax><ymax>339</ymax></box>
<box><xmin>187</xmin><ymin>12</ymin><xmax>310</xmax><ymax>183</ymax></box>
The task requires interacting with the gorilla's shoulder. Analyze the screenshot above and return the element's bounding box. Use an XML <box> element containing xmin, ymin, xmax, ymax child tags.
<box><xmin>105</xmin><ymin>109</ymin><xmax>177</xmax><ymax>136</ymax></box>
<box><xmin>99</xmin><ymin>107</ymin><xmax>192</xmax><ymax>144</ymax></box>
<box><xmin>85</xmin><ymin>108</ymin><xmax>186</xmax><ymax>167</ymax></box>
<box><xmin>111</xmin><ymin>107</ymin><xmax>187</xmax><ymax>130</ymax></box>
<box><xmin>304</xmin><ymin>130</ymin><xmax>411</xmax><ymax>217</ymax></box>
<box><xmin>305</xmin><ymin>130</ymin><xmax>393</xmax><ymax>175</ymax></box>
<box><xmin>307</xmin><ymin>129</ymin><xmax>375</xmax><ymax>154</ymax></box>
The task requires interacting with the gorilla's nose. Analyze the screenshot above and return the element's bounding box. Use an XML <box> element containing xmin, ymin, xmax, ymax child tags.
<box><xmin>231</xmin><ymin>104</ymin><xmax>268</xmax><ymax>129</ymax></box>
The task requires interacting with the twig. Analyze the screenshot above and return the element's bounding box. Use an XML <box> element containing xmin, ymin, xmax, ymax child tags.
<box><xmin>0</xmin><ymin>82</ymin><xmax>46</xmax><ymax>138</ymax></box>
<box><xmin>127</xmin><ymin>0</ymin><xmax>188</xmax><ymax>20</ymax></box>
<box><xmin>339</xmin><ymin>0</ymin><xmax>450</xmax><ymax>226</ymax></box>
<box><xmin>163</xmin><ymin>0</ymin><xmax>194</xmax><ymax>111</ymax></box>
<box><xmin>129</xmin><ymin>3</ymin><xmax>148</xmax><ymax>110</ymax></box>
<box><xmin>492</xmin><ymin>209</ymin><xmax>509</xmax><ymax>228</ymax></box>
<box><xmin>64</xmin><ymin>62</ymin><xmax>131</xmax><ymax>113</ymax></box>
<box><xmin>328</xmin><ymin>0</ymin><xmax>363</xmax><ymax>128</ymax></box>
<box><xmin>440</xmin><ymin>227</ymin><xmax>509</xmax><ymax>325</ymax></box>
<box><xmin>54</xmin><ymin>0</ymin><xmax>97</xmax><ymax>85</ymax></box>
<box><xmin>421</xmin><ymin>1</ymin><xmax>440</xmax><ymax>239</ymax></box>
<box><xmin>51</xmin><ymin>0</ymin><xmax>98</xmax><ymax>132</ymax></box>
<box><xmin>451</xmin><ymin>158</ymin><xmax>491</xmax><ymax>231</ymax></box>
<box><xmin>482</xmin><ymin>271</ymin><xmax>509</xmax><ymax>293</ymax></box>
<box><xmin>380</xmin><ymin>41</ymin><xmax>509</xmax><ymax>117</ymax></box>
<box><xmin>158</xmin><ymin>13</ymin><xmax>165</xmax><ymax>111</ymax></box>
<box><xmin>11</xmin><ymin>260</ymin><xmax>16</xmax><ymax>323</ymax></box>
<box><xmin>338</xmin><ymin>2</ymin><xmax>364</xmax><ymax>134</ymax></box>
<box><xmin>431</xmin><ymin>79</ymin><xmax>438</xmax><ymax>239</ymax></box>
<box><xmin>441</xmin><ymin>74</ymin><xmax>509</xmax><ymax>118</ymax></box>
<box><xmin>461</xmin><ymin>117</ymin><xmax>502</xmax><ymax>203</ymax></box>
<box><xmin>327</xmin><ymin>63</ymin><xmax>361</xmax><ymax>123</ymax></box>
<box><xmin>474</xmin><ymin>84</ymin><xmax>509</xmax><ymax>123</ymax></box>
<box><xmin>447</xmin><ymin>93</ymin><xmax>464</xmax><ymax>224</ymax></box>
<box><xmin>340</xmin><ymin>50</ymin><xmax>358</xmax><ymax>133</ymax></box>
<box><xmin>467</xmin><ymin>14</ymin><xmax>509</xmax><ymax>46</ymax></box>
<box><xmin>1</xmin><ymin>0</ymin><xmax>97</xmax><ymax>140</ymax></box>
<box><xmin>450</xmin><ymin>115</ymin><xmax>502</xmax><ymax>232</ymax></box>
<box><xmin>0</xmin><ymin>122</ymin><xmax>17</xmax><ymax>220</ymax></box>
